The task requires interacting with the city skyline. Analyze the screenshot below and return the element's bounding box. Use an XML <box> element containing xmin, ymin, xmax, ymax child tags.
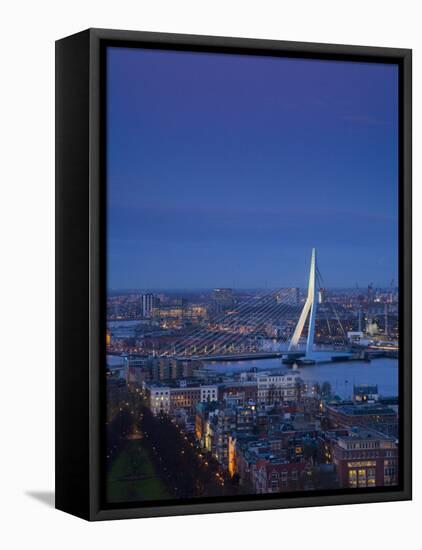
<box><xmin>106</xmin><ymin>280</ymin><xmax>400</xmax><ymax>502</ymax></box>
<box><xmin>107</xmin><ymin>48</ymin><xmax>398</xmax><ymax>290</ymax></box>
<box><xmin>108</xmin><ymin>284</ymin><xmax>396</xmax><ymax>293</ymax></box>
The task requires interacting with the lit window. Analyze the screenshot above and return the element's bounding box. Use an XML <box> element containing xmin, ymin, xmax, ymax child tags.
<box><xmin>348</xmin><ymin>469</ymin><xmax>357</xmax><ymax>488</ymax></box>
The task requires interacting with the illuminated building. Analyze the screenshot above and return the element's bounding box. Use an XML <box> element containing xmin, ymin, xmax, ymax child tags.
<box><xmin>141</xmin><ymin>293</ymin><xmax>154</xmax><ymax>317</ymax></box>
<box><xmin>200</xmin><ymin>385</ymin><xmax>218</xmax><ymax>403</ymax></box>
<box><xmin>170</xmin><ymin>387</ymin><xmax>201</xmax><ymax>414</ymax></box>
<box><xmin>228</xmin><ymin>435</ymin><xmax>236</xmax><ymax>477</ymax></box>
<box><xmin>146</xmin><ymin>382</ymin><xmax>219</xmax><ymax>416</ymax></box>
<box><xmin>347</xmin><ymin>330</ymin><xmax>365</xmax><ymax>344</ymax></box>
<box><xmin>219</xmin><ymin>380</ymin><xmax>258</xmax><ymax>405</ymax></box>
<box><xmin>214</xmin><ymin>408</ymin><xmax>236</xmax><ymax>468</ymax></box>
<box><xmin>234</xmin><ymin>406</ymin><xmax>257</xmax><ymax>439</ymax></box>
<box><xmin>332</xmin><ymin>428</ymin><xmax>398</xmax><ymax>488</ymax></box>
<box><xmin>256</xmin><ymin>372</ymin><xmax>301</xmax><ymax>405</ymax></box>
<box><xmin>318</xmin><ymin>287</ymin><xmax>326</xmax><ymax>304</ymax></box>
<box><xmin>195</xmin><ymin>401</ymin><xmax>219</xmax><ymax>447</ymax></box>
<box><xmin>155</xmin><ymin>305</ymin><xmax>185</xmax><ymax>318</ymax></box>
<box><xmin>188</xmin><ymin>305</ymin><xmax>207</xmax><ymax>320</ymax></box>
<box><xmin>148</xmin><ymin>386</ymin><xmax>171</xmax><ymax>415</ymax></box>
<box><xmin>353</xmin><ymin>384</ymin><xmax>379</xmax><ymax>403</ymax></box>
<box><xmin>235</xmin><ymin>439</ymin><xmax>307</xmax><ymax>493</ymax></box>
<box><xmin>366</xmin><ymin>317</ymin><xmax>379</xmax><ymax>336</ymax></box>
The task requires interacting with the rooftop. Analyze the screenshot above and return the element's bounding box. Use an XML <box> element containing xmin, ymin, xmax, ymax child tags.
<box><xmin>329</xmin><ymin>403</ymin><xmax>396</xmax><ymax>416</ymax></box>
<box><xmin>337</xmin><ymin>427</ymin><xmax>395</xmax><ymax>442</ymax></box>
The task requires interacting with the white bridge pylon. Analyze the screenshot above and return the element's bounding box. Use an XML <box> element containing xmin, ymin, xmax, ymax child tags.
<box><xmin>288</xmin><ymin>248</ymin><xmax>318</xmax><ymax>356</ymax></box>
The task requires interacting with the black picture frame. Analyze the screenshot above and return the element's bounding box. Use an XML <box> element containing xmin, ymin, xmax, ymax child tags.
<box><xmin>55</xmin><ymin>28</ymin><xmax>412</xmax><ymax>521</ymax></box>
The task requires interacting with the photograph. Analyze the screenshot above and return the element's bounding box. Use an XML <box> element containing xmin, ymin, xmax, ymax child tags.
<box><xmin>2</xmin><ymin>0</ymin><xmax>419</xmax><ymax>547</ymax></box>
<box><xmin>105</xmin><ymin>46</ymin><xmax>401</xmax><ymax>505</ymax></box>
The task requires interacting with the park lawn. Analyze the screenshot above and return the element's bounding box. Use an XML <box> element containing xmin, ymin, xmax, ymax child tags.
<box><xmin>107</xmin><ymin>440</ymin><xmax>171</xmax><ymax>503</ymax></box>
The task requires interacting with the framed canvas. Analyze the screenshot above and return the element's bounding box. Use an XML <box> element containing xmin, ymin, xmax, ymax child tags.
<box><xmin>55</xmin><ymin>28</ymin><xmax>412</xmax><ymax>521</ymax></box>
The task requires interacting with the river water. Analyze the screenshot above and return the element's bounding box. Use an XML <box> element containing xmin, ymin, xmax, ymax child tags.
<box><xmin>203</xmin><ymin>357</ymin><xmax>399</xmax><ymax>400</ymax></box>
<box><xmin>106</xmin><ymin>321</ymin><xmax>399</xmax><ymax>400</ymax></box>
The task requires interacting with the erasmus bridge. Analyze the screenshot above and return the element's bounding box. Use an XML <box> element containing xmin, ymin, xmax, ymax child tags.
<box><xmin>160</xmin><ymin>248</ymin><xmax>348</xmax><ymax>361</ymax></box>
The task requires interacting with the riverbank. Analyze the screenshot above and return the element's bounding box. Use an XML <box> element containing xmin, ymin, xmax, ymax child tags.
<box><xmin>203</xmin><ymin>356</ymin><xmax>399</xmax><ymax>400</ymax></box>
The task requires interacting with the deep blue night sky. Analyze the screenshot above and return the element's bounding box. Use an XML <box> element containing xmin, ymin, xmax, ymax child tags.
<box><xmin>106</xmin><ymin>47</ymin><xmax>398</xmax><ymax>290</ymax></box>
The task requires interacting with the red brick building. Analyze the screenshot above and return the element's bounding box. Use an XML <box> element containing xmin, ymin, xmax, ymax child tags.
<box><xmin>325</xmin><ymin>403</ymin><xmax>398</xmax><ymax>436</ymax></box>
<box><xmin>332</xmin><ymin>428</ymin><xmax>398</xmax><ymax>488</ymax></box>
<box><xmin>218</xmin><ymin>381</ymin><xmax>258</xmax><ymax>404</ymax></box>
<box><xmin>252</xmin><ymin>459</ymin><xmax>307</xmax><ymax>493</ymax></box>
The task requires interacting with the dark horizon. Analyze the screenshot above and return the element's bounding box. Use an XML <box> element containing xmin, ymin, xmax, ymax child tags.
<box><xmin>107</xmin><ymin>48</ymin><xmax>398</xmax><ymax>290</ymax></box>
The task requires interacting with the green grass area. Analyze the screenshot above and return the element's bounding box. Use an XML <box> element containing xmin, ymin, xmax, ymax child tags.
<box><xmin>107</xmin><ymin>440</ymin><xmax>171</xmax><ymax>503</ymax></box>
